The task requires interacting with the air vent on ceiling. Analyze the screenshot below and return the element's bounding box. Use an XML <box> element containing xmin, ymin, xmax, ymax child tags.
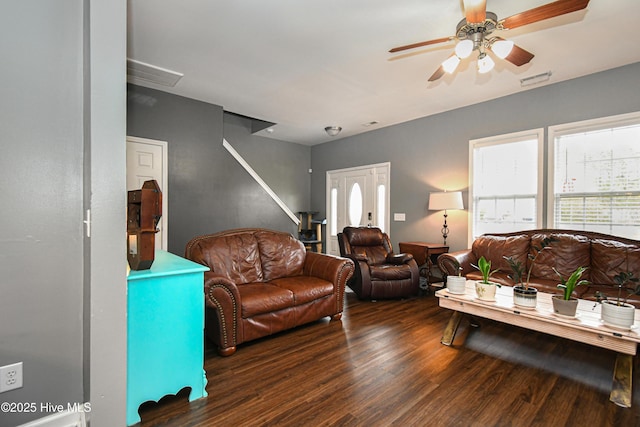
<box><xmin>127</xmin><ymin>59</ymin><xmax>183</xmax><ymax>87</ymax></box>
<box><xmin>520</xmin><ymin>71</ymin><xmax>552</xmax><ymax>87</ymax></box>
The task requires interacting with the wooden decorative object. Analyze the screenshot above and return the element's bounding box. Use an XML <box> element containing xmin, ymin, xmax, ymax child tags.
<box><xmin>127</xmin><ymin>180</ymin><xmax>162</xmax><ymax>270</ymax></box>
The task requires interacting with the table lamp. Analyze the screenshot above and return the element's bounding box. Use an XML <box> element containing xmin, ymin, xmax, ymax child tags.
<box><xmin>428</xmin><ymin>191</ymin><xmax>464</xmax><ymax>245</ymax></box>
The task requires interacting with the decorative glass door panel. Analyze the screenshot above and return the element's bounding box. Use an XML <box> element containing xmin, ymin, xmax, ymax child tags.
<box><xmin>348</xmin><ymin>181</ymin><xmax>364</xmax><ymax>226</ymax></box>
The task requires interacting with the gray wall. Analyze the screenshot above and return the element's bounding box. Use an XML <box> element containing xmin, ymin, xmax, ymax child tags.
<box><xmin>127</xmin><ymin>84</ymin><xmax>311</xmax><ymax>253</ymax></box>
<box><xmin>1</xmin><ymin>1</ymin><xmax>126</xmax><ymax>426</ymax></box>
<box><xmin>88</xmin><ymin>1</ymin><xmax>128</xmax><ymax>426</ymax></box>
<box><xmin>311</xmin><ymin>62</ymin><xmax>640</xmax><ymax>253</ymax></box>
<box><xmin>0</xmin><ymin>3</ymin><xmax>84</xmax><ymax>426</ymax></box>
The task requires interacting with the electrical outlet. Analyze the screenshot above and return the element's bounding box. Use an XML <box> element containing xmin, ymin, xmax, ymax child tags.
<box><xmin>0</xmin><ymin>362</ymin><xmax>23</xmax><ymax>393</ymax></box>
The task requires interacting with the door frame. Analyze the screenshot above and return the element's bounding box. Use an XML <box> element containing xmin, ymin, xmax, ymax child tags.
<box><xmin>326</xmin><ymin>162</ymin><xmax>391</xmax><ymax>255</ymax></box>
<box><xmin>126</xmin><ymin>136</ymin><xmax>169</xmax><ymax>250</ymax></box>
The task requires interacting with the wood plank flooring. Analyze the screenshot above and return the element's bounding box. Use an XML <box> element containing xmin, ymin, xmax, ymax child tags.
<box><xmin>136</xmin><ymin>290</ymin><xmax>640</xmax><ymax>426</ymax></box>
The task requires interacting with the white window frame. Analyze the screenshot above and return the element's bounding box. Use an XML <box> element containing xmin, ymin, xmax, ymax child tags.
<box><xmin>547</xmin><ymin>111</ymin><xmax>640</xmax><ymax>233</ymax></box>
<box><xmin>468</xmin><ymin>128</ymin><xmax>545</xmax><ymax>246</ymax></box>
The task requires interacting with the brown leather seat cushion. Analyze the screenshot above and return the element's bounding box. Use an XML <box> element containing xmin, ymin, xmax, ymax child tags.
<box><xmin>370</xmin><ymin>264</ymin><xmax>414</xmax><ymax>281</ymax></box>
<box><xmin>269</xmin><ymin>276</ymin><xmax>335</xmax><ymax>305</ymax></box>
<box><xmin>239</xmin><ymin>283</ymin><xmax>294</xmax><ymax>318</ymax></box>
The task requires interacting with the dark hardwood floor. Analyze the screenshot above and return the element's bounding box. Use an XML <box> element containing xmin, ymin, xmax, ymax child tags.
<box><xmin>136</xmin><ymin>290</ymin><xmax>640</xmax><ymax>427</ymax></box>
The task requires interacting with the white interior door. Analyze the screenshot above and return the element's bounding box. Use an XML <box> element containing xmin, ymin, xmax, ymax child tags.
<box><xmin>326</xmin><ymin>163</ymin><xmax>390</xmax><ymax>255</ymax></box>
<box><xmin>126</xmin><ymin>136</ymin><xmax>168</xmax><ymax>250</ymax></box>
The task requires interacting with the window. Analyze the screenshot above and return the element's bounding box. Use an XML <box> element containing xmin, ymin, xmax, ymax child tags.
<box><xmin>549</xmin><ymin>112</ymin><xmax>640</xmax><ymax>238</ymax></box>
<box><xmin>469</xmin><ymin>129</ymin><xmax>544</xmax><ymax>242</ymax></box>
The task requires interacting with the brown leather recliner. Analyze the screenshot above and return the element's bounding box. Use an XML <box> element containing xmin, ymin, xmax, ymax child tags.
<box><xmin>338</xmin><ymin>226</ymin><xmax>420</xmax><ymax>299</ymax></box>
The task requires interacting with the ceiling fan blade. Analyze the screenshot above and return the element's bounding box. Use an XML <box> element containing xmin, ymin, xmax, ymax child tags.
<box><xmin>389</xmin><ymin>37</ymin><xmax>451</xmax><ymax>53</ymax></box>
<box><xmin>428</xmin><ymin>65</ymin><xmax>446</xmax><ymax>82</ymax></box>
<box><xmin>463</xmin><ymin>0</ymin><xmax>487</xmax><ymax>24</ymax></box>
<box><xmin>503</xmin><ymin>43</ymin><xmax>535</xmax><ymax>66</ymax></box>
<box><xmin>500</xmin><ymin>0</ymin><xmax>590</xmax><ymax>30</ymax></box>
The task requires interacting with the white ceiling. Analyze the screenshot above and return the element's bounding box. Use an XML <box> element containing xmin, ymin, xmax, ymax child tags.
<box><xmin>127</xmin><ymin>0</ymin><xmax>640</xmax><ymax>145</ymax></box>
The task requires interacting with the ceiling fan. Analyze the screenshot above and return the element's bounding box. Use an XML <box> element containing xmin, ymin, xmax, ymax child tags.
<box><xmin>389</xmin><ymin>0</ymin><xmax>590</xmax><ymax>82</ymax></box>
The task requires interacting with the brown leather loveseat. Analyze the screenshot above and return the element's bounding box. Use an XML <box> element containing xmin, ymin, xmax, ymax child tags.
<box><xmin>437</xmin><ymin>229</ymin><xmax>640</xmax><ymax>307</ymax></box>
<box><xmin>185</xmin><ymin>228</ymin><xmax>354</xmax><ymax>356</ymax></box>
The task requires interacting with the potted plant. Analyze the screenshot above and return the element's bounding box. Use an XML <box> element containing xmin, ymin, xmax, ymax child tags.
<box><xmin>446</xmin><ymin>258</ymin><xmax>467</xmax><ymax>294</ymax></box>
<box><xmin>472</xmin><ymin>256</ymin><xmax>501</xmax><ymax>301</ymax></box>
<box><xmin>504</xmin><ymin>236</ymin><xmax>556</xmax><ymax>309</ymax></box>
<box><xmin>595</xmin><ymin>271</ymin><xmax>640</xmax><ymax>329</ymax></box>
<box><xmin>551</xmin><ymin>266</ymin><xmax>589</xmax><ymax>317</ymax></box>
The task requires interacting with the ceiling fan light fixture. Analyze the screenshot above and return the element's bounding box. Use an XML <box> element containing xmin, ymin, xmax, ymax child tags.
<box><xmin>477</xmin><ymin>53</ymin><xmax>494</xmax><ymax>73</ymax></box>
<box><xmin>454</xmin><ymin>39</ymin><xmax>474</xmax><ymax>59</ymax></box>
<box><xmin>442</xmin><ymin>55</ymin><xmax>461</xmax><ymax>74</ymax></box>
<box><xmin>491</xmin><ymin>39</ymin><xmax>514</xmax><ymax>59</ymax></box>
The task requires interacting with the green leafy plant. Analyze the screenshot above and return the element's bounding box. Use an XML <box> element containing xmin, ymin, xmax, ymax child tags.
<box><xmin>503</xmin><ymin>256</ymin><xmax>526</xmax><ymax>287</ymax></box>
<box><xmin>472</xmin><ymin>256</ymin><xmax>501</xmax><ymax>287</ymax></box>
<box><xmin>553</xmin><ymin>266</ymin><xmax>589</xmax><ymax>300</ymax></box>
<box><xmin>503</xmin><ymin>236</ymin><xmax>556</xmax><ymax>290</ymax></box>
<box><xmin>595</xmin><ymin>271</ymin><xmax>640</xmax><ymax>306</ymax></box>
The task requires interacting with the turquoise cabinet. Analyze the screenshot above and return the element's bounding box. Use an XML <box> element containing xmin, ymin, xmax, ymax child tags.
<box><xmin>126</xmin><ymin>250</ymin><xmax>209</xmax><ymax>425</ymax></box>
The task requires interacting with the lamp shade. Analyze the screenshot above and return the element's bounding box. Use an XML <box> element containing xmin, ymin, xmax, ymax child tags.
<box><xmin>429</xmin><ymin>191</ymin><xmax>464</xmax><ymax>211</ymax></box>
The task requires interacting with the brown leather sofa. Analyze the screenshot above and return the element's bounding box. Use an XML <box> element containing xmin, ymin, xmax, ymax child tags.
<box><xmin>185</xmin><ymin>228</ymin><xmax>354</xmax><ymax>356</ymax></box>
<box><xmin>437</xmin><ymin>229</ymin><xmax>640</xmax><ymax>307</ymax></box>
<box><xmin>338</xmin><ymin>226</ymin><xmax>420</xmax><ymax>299</ymax></box>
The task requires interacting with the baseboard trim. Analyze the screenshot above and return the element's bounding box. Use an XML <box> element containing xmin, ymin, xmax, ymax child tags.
<box><xmin>19</xmin><ymin>410</ymin><xmax>86</xmax><ymax>427</ymax></box>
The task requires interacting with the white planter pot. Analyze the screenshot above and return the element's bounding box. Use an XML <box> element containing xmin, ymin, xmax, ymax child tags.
<box><xmin>513</xmin><ymin>285</ymin><xmax>537</xmax><ymax>309</ymax></box>
<box><xmin>475</xmin><ymin>281</ymin><xmax>497</xmax><ymax>301</ymax></box>
<box><xmin>601</xmin><ymin>300</ymin><xmax>636</xmax><ymax>329</ymax></box>
<box><xmin>446</xmin><ymin>276</ymin><xmax>467</xmax><ymax>294</ymax></box>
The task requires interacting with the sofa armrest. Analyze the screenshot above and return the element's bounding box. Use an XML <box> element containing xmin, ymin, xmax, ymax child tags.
<box><xmin>437</xmin><ymin>250</ymin><xmax>477</xmax><ymax>277</ymax></box>
<box><xmin>203</xmin><ymin>272</ymin><xmax>242</xmax><ymax>355</ymax></box>
<box><xmin>303</xmin><ymin>252</ymin><xmax>355</xmax><ymax>312</ymax></box>
<box><xmin>386</xmin><ymin>252</ymin><xmax>414</xmax><ymax>265</ymax></box>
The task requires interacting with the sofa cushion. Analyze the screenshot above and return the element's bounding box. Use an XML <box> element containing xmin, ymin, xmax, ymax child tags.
<box><xmin>269</xmin><ymin>276</ymin><xmax>335</xmax><ymax>305</ymax></box>
<box><xmin>238</xmin><ymin>283</ymin><xmax>294</xmax><ymax>318</ymax></box>
<box><xmin>591</xmin><ymin>239</ymin><xmax>640</xmax><ymax>286</ymax></box>
<box><xmin>343</xmin><ymin>226</ymin><xmax>385</xmax><ymax>246</ymax></box>
<box><xmin>471</xmin><ymin>234</ymin><xmax>530</xmax><ymax>273</ymax></box>
<box><xmin>256</xmin><ymin>230</ymin><xmax>305</xmax><ymax>281</ymax></box>
<box><xmin>530</xmin><ymin>233</ymin><xmax>591</xmax><ymax>281</ymax></box>
<box><xmin>343</xmin><ymin>227</ymin><xmax>389</xmax><ymax>265</ymax></box>
<box><xmin>190</xmin><ymin>233</ymin><xmax>263</xmax><ymax>284</ymax></box>
<box><xmin>370</xmin><ymin>264</ymin><xmax>414</xmax><ymax>281</ymax></box>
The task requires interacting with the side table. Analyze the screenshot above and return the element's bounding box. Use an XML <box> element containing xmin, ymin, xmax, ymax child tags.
<box><xmin>398</xmin><ymin>242</ymin><xmax>449</xmax><ymax>291</ymax></box>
